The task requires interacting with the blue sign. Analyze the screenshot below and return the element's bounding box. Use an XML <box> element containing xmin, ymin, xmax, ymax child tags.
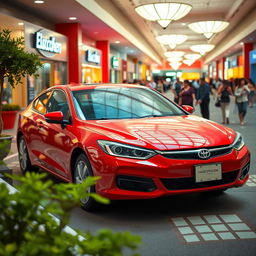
<box><xmin>250</xmin><ymin>49</ymin><xmax>256</xmax><ymax>64</ymax></box>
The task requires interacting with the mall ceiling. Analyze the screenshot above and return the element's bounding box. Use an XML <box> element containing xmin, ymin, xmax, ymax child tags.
<box><xmin>1</xmin><ymin>0</ymin><xmax>256</xmax><ymax>65</ymax></box>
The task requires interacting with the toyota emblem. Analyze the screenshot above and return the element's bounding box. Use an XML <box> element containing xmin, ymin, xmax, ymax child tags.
<box><xmin>198</xmin><ymin>149</ymin><xmax>211</xmax><ymax>159</ymax></box>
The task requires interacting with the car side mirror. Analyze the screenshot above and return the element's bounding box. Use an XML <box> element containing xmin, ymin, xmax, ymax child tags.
<box><xmin>44</xmin><ymin>111</ymin><xmax>64</xmax><ymax>124</ymax></box>
<box><xmin>182</xmin><ymin>105</ymin><xmax>194</xmax><ymax>114</ymax></box>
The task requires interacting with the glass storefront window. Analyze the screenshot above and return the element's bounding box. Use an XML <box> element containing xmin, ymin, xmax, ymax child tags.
<box><xmin>2</xmin><ymin>78</ymin><xmax>13</xmax><ymax>104</ymax></box>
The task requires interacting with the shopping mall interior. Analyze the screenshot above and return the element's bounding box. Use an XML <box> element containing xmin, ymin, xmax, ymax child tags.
<box><xmin>1</xmin><ymin>1</ymin><xmax>256</xmax><ymax>255</ymax></box>
<box><xmin>0</xmin><ymin>0</ymin><xmax>256</xmax><ymax>107</ymax></box>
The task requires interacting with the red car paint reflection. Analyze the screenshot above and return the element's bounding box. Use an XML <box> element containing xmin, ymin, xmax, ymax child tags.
<box><xmin>17</xmin><ymin>84</ymin><xmax>250</xmax><ymax>202</ymax></box>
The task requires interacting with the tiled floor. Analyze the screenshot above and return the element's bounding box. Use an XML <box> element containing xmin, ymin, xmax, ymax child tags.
<box><xmin>246</xmin><ymin>175</ymin><xmax>256</xmax><ymax>187</ymax></box>
<box><xmin>171</xmin><ymin>214</ymin><xmax>256</xmax><ymax>243</ymax></box>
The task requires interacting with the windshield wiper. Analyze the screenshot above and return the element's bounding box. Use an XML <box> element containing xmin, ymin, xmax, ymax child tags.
<box><xmin>139</xmin><ymin>114</ymin><xmax>168</xmax><ymax>118</ymax></box>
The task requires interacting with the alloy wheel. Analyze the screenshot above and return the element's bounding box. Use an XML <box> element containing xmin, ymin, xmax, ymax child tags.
<box><xmin>75</xmin><ymin>158</ymin><xmax>91</xmax><ymax>204</ymax></box>
<box><xmin>19</xmin><ymin>138</ymin><xmax>28</xmax><ymax>171</ymax></box>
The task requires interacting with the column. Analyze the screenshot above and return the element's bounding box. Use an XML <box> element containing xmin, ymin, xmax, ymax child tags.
<box><xmin>243</xmin><ymin>43</ymin><xmax>253</xmax><ymax>79</ymax></box>
<box><xmin>96</xmin><ymin>41</ymin><xmax>109</xmax><ymax>83</ymax></box>
<box><xmin>221</xmin><ymin>57</ymin><xmax>225</xmax><ymax>80</ymax></box>
<box><xmin>56</xmin><ymin>23</ymin><xmax>82</xmax><ymax>83</ymax></box>
<box><xmin>216</xmin><ymin>60</ymin><xmax>219</xmax><ymax>80</ymax></box>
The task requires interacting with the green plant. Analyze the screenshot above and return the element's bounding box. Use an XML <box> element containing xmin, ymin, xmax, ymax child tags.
<box><xmin>0</xmin><ymin>172</ymin><xmax>141</xmax><ymax>256</ymax></box>
<box><xmin>0</xmin><ymin>29</ymin><xmax>42</xmax><ymax>135</ymax></box>
<box><xmin>2</xmin><ymin>104</ymin><xmax>21</xmax><ymax>111</ymax></box>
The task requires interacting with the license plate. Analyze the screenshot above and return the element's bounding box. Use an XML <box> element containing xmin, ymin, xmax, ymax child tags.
<box><xmin>195</xmin><ymin>163</ymin><xmax>222</xmax><ymax>183</ymax></box>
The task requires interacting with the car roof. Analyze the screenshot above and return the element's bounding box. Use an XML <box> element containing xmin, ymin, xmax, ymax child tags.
<box><xmin>50</xmin><ymin>83</ymin><xmax>145</xmax><ymax>92</ymax></box>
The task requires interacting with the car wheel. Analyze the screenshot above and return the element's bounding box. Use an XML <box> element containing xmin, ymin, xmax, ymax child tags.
<box><xmin>74</xmin><ymin>153</ymin><xmax>100</xmax><ymax>211</ymax></box>
<box><xmin>18</xmin><ymin>135</ymin><xmax>38</xmax><ymax>174</ymax></box>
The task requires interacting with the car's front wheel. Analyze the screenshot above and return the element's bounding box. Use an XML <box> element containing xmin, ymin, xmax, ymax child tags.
<box><xmin>18</xmin><ymin>135</ymin><xmax>38</xmax><ymax>174</ymax></box>
<box><xmin>74</xmin><ymin>153</ymin><xmax>101</xmax><ymax>211</ymax></box>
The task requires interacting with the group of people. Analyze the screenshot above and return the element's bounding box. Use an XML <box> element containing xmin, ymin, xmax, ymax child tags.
<box><xmin>166</xmin><ymin>77</ymin><xmax>255</xmax><ymax>125</ymax></box>
<box><xmin>123</xmin><ymin>76</ymin><xmax>255</xmax><ymax>125</ymax></box>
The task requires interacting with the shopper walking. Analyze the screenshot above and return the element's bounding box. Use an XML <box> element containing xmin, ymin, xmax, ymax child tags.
<box><xmin>179</xmin><ymin>80</ymin><xmax>195</xmax><ymax>106</ymax></box>
<box><xmin>247</xmin><ymin>78</ymin><xmax>256</xmax><ymax>107</ymax></box>
<box><xmin>172</xmin><ymin>77</ymin><xmax>182</xmax><ymax>104</ymax></box>
<box><xmin>217</xmin><ymin>80</ymin><xmax>232</xmax><ymax>124</ymax></box>
<box><xmin>196</xmin><ymin>78</ymin><xmax>210</xmax><ymax>119</ymax></box>
<box><xmin>235</xmin><ymin>78</ymin><xmax>250</xmax><ymax>125</ymax></box>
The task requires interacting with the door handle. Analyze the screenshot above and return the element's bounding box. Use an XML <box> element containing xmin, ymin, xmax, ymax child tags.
<box><xmin>37</xmin><ymin>121</ymin><xmax>44</xmax><ymax>128</ymax></box>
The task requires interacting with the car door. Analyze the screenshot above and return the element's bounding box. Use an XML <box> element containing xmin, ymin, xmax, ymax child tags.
<box><xmin>27</xmin><ymin>91</ymin><xmax>53</xmax><ymax>165</ymax></box>
<box><xmin>41</xmin><ymin>89</ymin><xmax>75</xmax><ymax>179</ymax></box>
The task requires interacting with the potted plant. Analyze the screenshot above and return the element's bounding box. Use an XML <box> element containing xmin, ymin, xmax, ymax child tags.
<box><xmin>1</xmin><ymin>104</ymin><xmax>21</xmax><ymax>130</ymax></box>
<box><xmin>0</xmin><ymin>28</ymin><xmax>42</xmax><ymax>161</ymax></box>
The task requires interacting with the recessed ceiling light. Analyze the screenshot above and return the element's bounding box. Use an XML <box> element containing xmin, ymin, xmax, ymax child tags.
<box><xmin>69</xmin><ymin>17</ymin><xmax>77</xmax><ymax>20</ymax></box>
<box><xmin>115</xmin><ymin>40</ymin><xmax>120</xmax><ymax>44</ymax></box>
<box><xmin>181</xmin><ymin>23</ymin><xmax>186</xmax><ymax>26</ymax></box>
<box><xmin>34</xmin><ymin>0</ymin><xmax>44</xmax><ymax>4</ymax></box>
<box><xmin>18</xmin><ymin>22</ymin><xmax>24</xmax><ymax>26</ymax></box>
<box><xmin>240</xmin><ymin>42</ymin><xmax>243</xmax><ymax>45</ymax></box>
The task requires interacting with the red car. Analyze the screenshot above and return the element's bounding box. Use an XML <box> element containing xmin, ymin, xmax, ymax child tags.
<box><xmin>17</xmin><ymin>84</ymin><xmax>250</xmax><ymax>210</ymax></box>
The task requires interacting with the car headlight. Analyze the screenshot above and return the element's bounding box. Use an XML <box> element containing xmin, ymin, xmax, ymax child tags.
<box><xmin>97</xmin><ymin>140</ymin><xmax>156</xmax><ymax>159</ymax></box>
<box><xmin>232</xmin><ymin>132</ymin><xmax>244</xmax><ymax>151</ymax></box>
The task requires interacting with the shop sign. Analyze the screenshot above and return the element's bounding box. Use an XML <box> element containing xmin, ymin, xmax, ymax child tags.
<box><xmin>250</xmin><ymin>50</ymin><xmax>256</xmax><ymax>64</ymax></box>
<box><xmin>111</xmin><ymin>56</ymin><xmax>120</xmax><ymax>69</ymax></box>
<box><xmin>86</xmin><ymin>50</ymin><xmax>101</xmax><ymax>65</ymax></box>
<box><xmin>35</xmin><ymin>30</ymin><xmax>62</xmax><ymax>57</ymax></box>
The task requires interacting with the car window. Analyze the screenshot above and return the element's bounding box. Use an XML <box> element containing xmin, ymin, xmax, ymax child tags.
<box><xmin>47</xmin><ymin>90</ymin><xmax>71</xmax><ymax>121</ymax></box>
<box><xmin>33</xmin><ymin>91</ymin><xmax>52</xmax><ymax>114</ymax></box>
<box><xmin>72</xmin><ymin>87</ymin><xmax>185</xmax><ymax>120</ymax></box>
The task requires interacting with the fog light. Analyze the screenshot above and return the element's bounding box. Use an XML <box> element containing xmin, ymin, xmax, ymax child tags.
<box><xmin>240</xmin><ymin>163</ymin><xmax>250</xmax><ymax>180</ymax></box>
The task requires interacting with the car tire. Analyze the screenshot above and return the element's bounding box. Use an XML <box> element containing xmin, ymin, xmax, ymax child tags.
<box><xmin>74</xmin><ymin>153</ymin><xmax>101</xmax><ymax>211</ymax></box>
<box><xmin>18</xmin><ymin>135</ymin><xmax>39</xmax><ymax>174</ymax></box>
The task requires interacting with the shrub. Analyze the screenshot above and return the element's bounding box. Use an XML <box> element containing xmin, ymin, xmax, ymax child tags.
<box><xmin>0</xmin><ymin>172</ymin><xmax>141</xmax><ymax>256</ymax></box>
<box><xmin>2</xmin><ymin>104</ymin><xmax>21</xmax><ymax>111</ymax></box>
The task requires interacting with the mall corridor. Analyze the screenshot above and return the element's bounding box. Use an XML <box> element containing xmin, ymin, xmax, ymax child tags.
<box><xmin>1</xmin><ymin>0</ymin><xmax>256</xmax><ymax>255</ymax></box>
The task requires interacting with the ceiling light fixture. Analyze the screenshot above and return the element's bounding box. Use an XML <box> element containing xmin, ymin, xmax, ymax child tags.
<box><xmin>190</xmin><ymin>44</ymin><xmax>215</xmax><ymax>55</ymax></box>
<box><xmin>135</xmin><ymin>2</ymin><xmax>192</xmax><ymax>29</ymax></box>
<box><xmin>184</xmin><ymin>53</ymin><xmax>201</xmax><ymax>60</ymax></box>
<box><xmin>183</xmin><ymin>59</ymin><xmax>194</xmax><ymax>66</ymax></box>
<box><xmin>169</xmin><ymin>61</ymin><xmax>182</xmax><ymax>70</ymax></box>
<box><xmin>115</xmin><ymin>40</ymin><xmax>120</xmax><ymax>44</ymax></box>
<box><xmin>188</xmin><ymin>21</ymin><xmax>229</xmax><ymax>39</ymax></box>
<box><xmin>18</xmin><ymin>22</ymin><xmax>24</xmax><ymax>26</ymax></box>
<box><xmin>34</xmin><ymin>0</ymin><xmax>44</xmax><ymax>3</ymax></box>
<box><xmin>69</xmin><ymin>17</ymin><xmax>77</xmax><ymax>20</ymax></box>
<box><xmin>164</xmin><ymin>51</ymin><xmax>185</xmax><ymax>58</ymax></box>
<box><xmin>167</xmin><ymin>57</ymin><xmax>183</xmax><ymax>62</ymax></box>
<box><xmin>156</xmin><ymin>34</ymin><xmax>187</xmax><ymax>49</ymax></box>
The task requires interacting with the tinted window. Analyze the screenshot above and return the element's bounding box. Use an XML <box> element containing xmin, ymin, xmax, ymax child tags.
<box><xmin>33</xmin><ymin>91</ymin><xmax>52</xmax><ymax>114</ymax></box>
<box><xmin>47</xmin><ymin>90</ymin><xmax>71</xmax><ymax>121</ymax></box>
<box><xmin>72</xmin><ymin>87</ymin><xmax>185</xmax><ymax>120</ymax></box>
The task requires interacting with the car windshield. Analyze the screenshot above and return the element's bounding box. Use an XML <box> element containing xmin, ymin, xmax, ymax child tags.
<box><xmin>72</xmin><ymin>86</ymin><xmax>185</xmax><ymax>120</ymax></box>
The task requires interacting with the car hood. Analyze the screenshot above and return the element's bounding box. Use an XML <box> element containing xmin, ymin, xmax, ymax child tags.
<box><xmin>84</xmin><ymin>115</ymin><xmax>236</xmax><ymax>150</ymax></box>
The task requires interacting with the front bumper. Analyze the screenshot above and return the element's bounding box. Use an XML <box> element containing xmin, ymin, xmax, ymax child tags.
<box><xmin>89</xmin><ymin>145</ymin><xmax>250</xmax><ymax>200</ymax></box>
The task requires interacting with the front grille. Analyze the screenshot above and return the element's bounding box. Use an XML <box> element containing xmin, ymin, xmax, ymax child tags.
<box><xmin>161</xmin><ymin>170</ymin><xmax>239</xmax><ymax>190</ymax></box>
<box><xmin>157</xmin><ymin>145</ymin><xmax>233</xmax><ymax>160</ymax></box>
<box><xmin>116</xmin><ymin>175</ymin><xmax>156</xmax><ymax>192</ymax></box>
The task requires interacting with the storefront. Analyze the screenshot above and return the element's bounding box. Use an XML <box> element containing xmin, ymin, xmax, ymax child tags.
<box><xmin>250</xmin><ymin>49</ymin><xmax>256</xmax><ymax>83</ymax></box>
<box><xmin>81</xmin><ymin>46</ymin><xmax>102</xmax><ymax>83</ymax></box>
<box><xmin>110</xmin><ymin>56</ymin><xmax>121</xmax><ymax>83</ymax></box>
<box><xmin>225</xmin><ymin>55</ymin><xmax>244</xmax><ymax>79</ymax></box>
<box><xmin>127</xmin><ymin>60</ymin><xmax>135</xmax><ymax>82</ymax></box>
<box><xmin>25</xmin><ymin>23</ymin><xmax>68</xmax><ymax>104</ymax></box>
